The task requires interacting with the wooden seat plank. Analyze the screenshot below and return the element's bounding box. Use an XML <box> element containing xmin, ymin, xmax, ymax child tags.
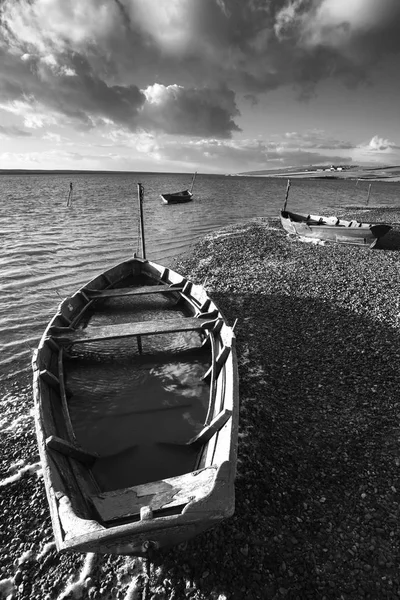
<box><xmin>91</xmin><ymin>467</ymin><xmax>216</xmax><ymax>522</ymax></box>
<box><xmin>187</xmin><ymin>408</ymin><xmax>232</xmax><ymax>447</ymax></box>
<box><xmin>49</xmin><ymin>316</ymin><xmax>217</xmax><ymax>345</ymax></box>
<box><xmin>84</xmin><ymin>285</ymin><xmax>184</xmax><ymax>299</ymax></box>
<box><xmin>46</xmin><ymin>435</ymin><xmax>99</xmax><ymax>466</ymax></box>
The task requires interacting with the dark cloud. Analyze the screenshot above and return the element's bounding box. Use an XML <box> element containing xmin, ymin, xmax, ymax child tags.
<box><xmin>0</xmin><ymin>49</ymin><xmax>146</xmax><ymax>129</ymax></box>
<box><xmin>42</xmin><ymin>54</ymin><xmax>146</xmax><ymax>128</ymax></box>
<box><xmin>140</xmin><ymin>85</ymin><xmax>240</xmax><ymax>138</ymax></box>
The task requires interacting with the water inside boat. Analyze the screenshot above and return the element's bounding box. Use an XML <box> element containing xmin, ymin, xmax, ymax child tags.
<box><xmin>64</xmin><ymin>278</ymin><xmax>210</xmax><ymax>492</ymax></box>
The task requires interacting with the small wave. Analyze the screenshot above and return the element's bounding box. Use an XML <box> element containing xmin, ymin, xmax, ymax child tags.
<box><xmin>0</xmin><ymin>313</ymin><xmax>49</xmax><ymax>332</ymax></box>
<box><xmin>1</xmin><ymin>334</ymin><xmax>45</xmax><ymax>351</ymax></box>
<box><xmin>0</xmin><ymin>409</ymin><xmax>34</xmax><ymax>434</ymax></box>
<box><xmin>123</xmin><ymin>574</ymin><xmax>143</xmax><ymax>600</ymax></box>
<box><xmin>0</xmin><ymin>578</ymin><xmax>14</xmax><ymax>600</ymax></box>
<box><xmin>0</xmin><ymin>363</ymin><xmax>31</xmax><ymax>382</ymax></box>
<box><xmin>56</xmin><ymin>553</ymin><xmax>96</xmax><ymax>600</ymax></box>
<box><xmin>0</xmin><ymin>461</ymin><xmax>41</xmax><ymax>487</ymax></box>
<box><xmin>0</xmin><ymin>347</ymin><xmax>32</xmax><ymax>368</ymax></box>
<box><xmin>18</xmin><ymin>549</ymin><xmax>35</xmax><ymax>566</ymax></box>
<box><xmin>36</xmin><ymin>541</ymin><xmax>56</xmax><ymax>561</ymax></box>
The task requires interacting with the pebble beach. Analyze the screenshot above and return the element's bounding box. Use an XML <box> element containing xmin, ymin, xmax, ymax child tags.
<box><xmin>2</xmin><ymin>206</ymin><xmax>400</xmax><ymax>599</ymax></box>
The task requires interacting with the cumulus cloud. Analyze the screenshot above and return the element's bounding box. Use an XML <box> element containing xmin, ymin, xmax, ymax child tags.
<box><xmin>365</xmin><ymin>135</ymin><xmax>400</xmax><ymax>152</ymax></box>
<box><xmin>350</xmin><ymin>134</ymin><xmax>400</xmax><ymax>165</ymax></box>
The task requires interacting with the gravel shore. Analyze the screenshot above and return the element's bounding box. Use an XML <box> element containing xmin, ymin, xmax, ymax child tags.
<box><xmin>2</xmin><ymin>208</ymin><xmax>400</xmax><ymax>599</ymax></box>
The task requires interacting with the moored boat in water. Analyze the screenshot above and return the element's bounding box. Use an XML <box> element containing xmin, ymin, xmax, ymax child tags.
<box><xmin>161</xmin><ymin>172</ymin><xmax>197</xmax><ymax>204</ymax></box>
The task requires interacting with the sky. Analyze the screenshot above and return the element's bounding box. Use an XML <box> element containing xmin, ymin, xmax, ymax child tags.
<box><xmin>1</xmin><ymin>0</ymin><xmax>400</xmax><ymax>174</ymax></box>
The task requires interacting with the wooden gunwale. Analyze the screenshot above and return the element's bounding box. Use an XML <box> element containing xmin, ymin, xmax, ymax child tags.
<box><xmin>34</xmin><ymin>366</ymin><xmax>100</xmax><ymax>535</ymax></box>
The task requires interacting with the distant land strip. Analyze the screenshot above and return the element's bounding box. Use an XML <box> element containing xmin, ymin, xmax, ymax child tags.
<box><xmin>0</xmin><ymin>169</ymin><xmax>172</xmax><ymax>175</ymax></box>
<box><xmin>237</xmin><ymin>165</ymin><xmax>400</xmax><ymax>181</ymax></box>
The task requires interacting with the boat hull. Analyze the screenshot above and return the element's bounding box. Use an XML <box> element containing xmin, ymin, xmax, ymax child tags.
<box><xmin>160</xmin><ymin>191</ymin><xmax>193</xmax><ymax>204</ymax></box>
<box><xmin>32</xmin><ymin>257</ymin><xmax>238</xmax><ymax>555</ymax></box>
<box><xmin>280</xmin><ymin>210</ymin><xmax>391</xmax><ymax>246</ymax></box>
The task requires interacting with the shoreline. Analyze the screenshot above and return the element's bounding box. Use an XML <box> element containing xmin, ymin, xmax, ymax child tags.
<box><xmin>2</xmin><ymin>208</ymin><xmax>400</xmax><ymax>599</ymax></box>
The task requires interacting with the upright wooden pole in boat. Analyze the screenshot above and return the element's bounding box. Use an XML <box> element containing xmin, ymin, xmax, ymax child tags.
<box><xmin>366</xmin><ymin>183</ymin><xmax>372</xmax><ymax>206</ymax></box>
<box><xmin>137</xmin><ymin>183</ymin><xmax>146</xmax><ymax>260</ymax></box>
<box><xmin>282</xmin><ymin>179</ymin><xmax>291</xmax><ymax>212</ymax></box>
<box><xmin>136</xmin><ymin>182</ymin><xmax>146</xmax><ymax>356</ymax></box>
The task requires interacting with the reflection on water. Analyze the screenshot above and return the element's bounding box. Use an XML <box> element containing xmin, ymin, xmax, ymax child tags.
<box><xmin>67</xmin><ymin>317</ymin><xmax>210</xmax><ymax>490</ymax></box>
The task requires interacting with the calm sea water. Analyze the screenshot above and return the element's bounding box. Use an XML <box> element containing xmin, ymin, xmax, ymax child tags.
<box><xmin>1</xmin><ymin>171</ymin><xmax>399</xmax><ymax>380</ymax></box>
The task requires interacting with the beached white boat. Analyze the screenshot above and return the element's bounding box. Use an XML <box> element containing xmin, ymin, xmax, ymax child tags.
<box><xmin>280</xmin><ymin>209</ymin><xmax>392</xmax><ymax>247</ymax></box>
<box><xmin>280</xmin><ymin>180</ymin><xmax>391</xmax><ymax>247</ymax></box>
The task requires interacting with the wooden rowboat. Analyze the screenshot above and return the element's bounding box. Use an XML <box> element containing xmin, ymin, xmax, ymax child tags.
<box><xmin>280</xmin><ymin>180</ymin><xmax>391</xmax><ymax>247</ymax></box>
<box><xmin>32</xmin><ymin>258</ymin><xmax>238</xmax><ymax>555</ymax></box>
<box><xmin>32</xmin><ymin>184</ymin><xmax>238</xmax><ymax>555</ymax></box>
<box><xmin>161</xmin><ymin>172</ymin><xmax>197</xmax><ymax>204</ymax></box>
<box><xmin>280</xmin><ymin>209</ymin><xmax>392</xmax><ymax>247</ymax></box>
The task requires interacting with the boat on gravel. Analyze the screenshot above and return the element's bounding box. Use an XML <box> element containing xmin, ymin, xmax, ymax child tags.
<box><xmin>161</xmin><ymin>172</ymin><xmax>197</xmax><ymax>204</ymax></box>
<box><xmin>280</xmin><ymin>180</ymin><xmax>391</xmax><ymax>247</ymax></box>
<box><xmin>32</xmin><ymin>185</ymin><xmax>238</xmax><ymax>556</ymax></box>
<box><xmin>280</xmin><ymin>209</ymin><xmax>392</xmax><ymax>247</ymax></box>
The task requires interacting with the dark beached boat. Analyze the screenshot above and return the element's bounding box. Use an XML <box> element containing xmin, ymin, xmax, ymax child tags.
<box><xmin>161</xmin><ymin>172</ymin><xmax>197</xmax><ymax>204</ymax></box>
<box><xmin>32</xmin><ymin>185</ymin><xmax>238</xmax><ymax>556</ymax></box>
<box><xmin>280</xmin><ymin>180</ymin><xmax>391</xmax><ymax>247</ymax></box>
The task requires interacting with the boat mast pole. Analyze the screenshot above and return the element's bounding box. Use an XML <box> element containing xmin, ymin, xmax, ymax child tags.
<box><xmin>137</xmin><ymin>183</ymin><xmax>146</xmax><ymax>259</ymax></box>
<box><xmin>189</xmin><ymin>172</ymin><xmax>197</xmax><ymax>194</ymax></box>
<box><xmin>282</xmin><ymin>179</ymin><xmax>291</xmax><ymax>211</ymax></box>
